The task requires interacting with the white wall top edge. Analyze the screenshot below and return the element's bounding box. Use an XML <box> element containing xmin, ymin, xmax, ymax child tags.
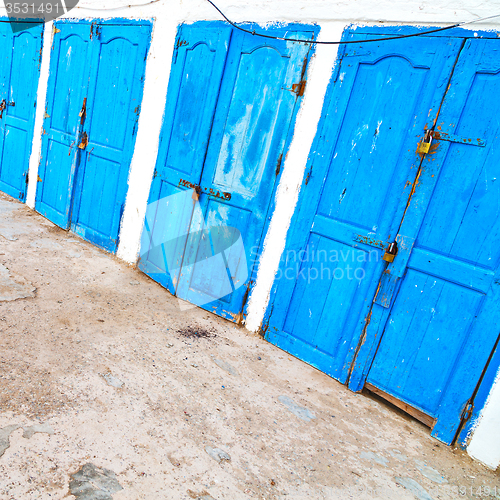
<box><xmin>2</xmin><ymin>0</ymin><xmax>500</xmax><ymax>26</ymax></box>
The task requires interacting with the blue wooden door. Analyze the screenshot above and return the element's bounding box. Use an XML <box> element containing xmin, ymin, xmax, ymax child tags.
<box><xmin>0</xmin><ymin>21</ymin><xmax>43</xmax><ymax>201</ymax></box>
<box><xmin>36</xmin><ymin>22</ymin><xmax>93</xmax><ymax>228</ymax></box>
<box><xmin>36</xmin><ymin>21</ymin><xmax>151</xmax><ymax>252</ymax></box>
<box><xmin>264</xmin><ymin>34</ymin><xmax>463</xmax><ymax>382</ymax></box>
<box><xmin>356</xmin><ymin>38</ymin><xmax>500</xmax><ymax>444</ymax></box>
<box><xmin>70</xmin><ymin>24</ymin><xmax>152</xmax><ymax>252</ymax></box>
<box><xmin>139</xmin><ymin>23</ymin><xmax>232</xmax><ymax>294</ymax></box>
<box><xmin>140</xmin><ymin>22</ymin><xmax>317</xmax><ymax>321</ymax></box>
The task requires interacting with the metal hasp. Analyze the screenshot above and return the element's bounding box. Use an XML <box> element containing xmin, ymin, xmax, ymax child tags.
<box><xmin>430</xmin><ymin>129</ymin><xmax>486</xmax><ymax>147</ymax></box>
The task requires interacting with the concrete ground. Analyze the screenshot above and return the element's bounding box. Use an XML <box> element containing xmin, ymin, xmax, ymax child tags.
<box><xmin>0</xmin><ymin>192</ymin><xmax>498</xmax><ymax>500</ymax></box>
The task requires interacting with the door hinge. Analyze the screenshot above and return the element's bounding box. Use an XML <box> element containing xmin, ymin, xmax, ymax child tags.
<box><xmin>173</xmin><ymin>37</ymin><xmax>188</xmax><ymax>64</ymax></box>
<box><xmin>24</xmin><ymin>172</ymin><xmax>29</xmax><ymax>185</ymax></box>
<box><xmin>292</xmin><ymin>80</ymin><xmax>307</xmax><ymax>97</ymax></box>
<box><xmin>275</xmin><ymin>153</ymin><xmax>283</xmax><ymax>176</ymax></box>
<box><xmin>53</xmin><ymin>25</ymin><xmax>61</xmax><ymax>35</ymax></box>
<box><xmin>461</xmin><ymin>401</ymin><xmax>474</xmax><ymax>422</ymax></box>
<box><xmin>292</xmin><ymin>55</ymin><xmax>309</xmax><ymax>97</ymax></box>
<box><xmin>304</xmin><ymin>163</ymin><xmax>313</xmax><ymax>185</ymax></box>
<box><xmin>90</xmin><ymin>23</ymin><xmax>102</xmax><ymax>40</ymax></box>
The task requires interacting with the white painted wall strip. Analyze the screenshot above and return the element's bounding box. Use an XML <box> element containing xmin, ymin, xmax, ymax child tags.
<box><xmin>467</xmin><ymin>369</ymin><xmax>500</xmax><ymax>469</ymax></box>
<box><xmin>116</xmin><ymin>16</ymin><xmax>178</xmax><ymax>263</ymax></box>
<box><xmin>26</xmin><ymin>21</ymin><xmax>53</xmax><ymax>209</ymax></box>
<box><xmin>245</xmin><ymin>22</ymin><xmax>344</xmax><ymax>332</ymax></box>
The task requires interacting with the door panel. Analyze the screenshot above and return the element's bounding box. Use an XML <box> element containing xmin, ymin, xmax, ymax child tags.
<box><xmin>364</xmin><ymin>39</ymin><xmax>500</xmax><ymax>443</ymax></box>
<box><xmin>0</xmin><ymin>22</ymin><xmax>43</xmax><ymax>201</ymax></box>
<box><xmin>36</xmin><ymin>23</ymin><xmax>91</xmax><ymax>228</ymax></box>
<box><xmin>140</xmin><ymin>22</ymin><xmax>317</xmax><ymax>321</ymax></box>
<box><xmin>177</xmin><ymin>28</ymin><xmax>314</xmax><ymax>319</ymax></box>
<box><xmin>71</xmin><ymin>24</ymin><xmax>151</xmax><ymax>252</ymax></box>
<box><xmin>139</xmin><ymin>24</ymin><xmax>232</xmax><ymax>293</ymax></box>
<box><xmin>265</xmin><ymin>34</ymin><xmax>463</xmax><ymax>382</ymax></box>
<box><xmin>36</xmin><ymin>22</ymin><xmax>151</xmax><ymax>252</ymax></box>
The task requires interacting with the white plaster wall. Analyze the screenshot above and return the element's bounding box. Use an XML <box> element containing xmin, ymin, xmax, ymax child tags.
<box><xmin>467</xmin><ymin>369</ymin><xmax>500</xmax><ymax>469</ymax></box>
<box><xmin>2</xmin><ymin>0</ymin><xmax>500</xmax><ymax>469</ymax></box>
<box><xmin>26</xmin><ymin>21</ymin><xmax>53</xmax><ymax>209</ymax></box>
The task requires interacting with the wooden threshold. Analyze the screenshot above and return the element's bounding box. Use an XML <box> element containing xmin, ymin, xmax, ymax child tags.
<box><xmin>365</xmin><ymin>383</ymin><xmax>437</xmax><ymax>429</ymax></box>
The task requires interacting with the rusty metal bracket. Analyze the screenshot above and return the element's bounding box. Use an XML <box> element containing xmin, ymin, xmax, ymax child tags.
<box><xmin>90</xmin><ymin>23</ymin><xmax>102</xmax><ymax>40</ymax></box>
<box><xmin>352</xmin><ymin>234</ymin><xmax>386</xmax><ymax>250</ymax></box>
<box><xmin>430</xmin><ymin>130</ymin><xmax>486</xmax><ymax>147</ymax></box>
<box><xmin>292</xmin><ymin>81</ymin><xmax>306</xmax><ymax>96</ymax></box>
<box><xmin>178</xmin><ymin>178</ymin><xmax>231</xmax><ymax>201</ymax></box>
<box><xmin>79</xmin><ymin>97</ymin><xmax>87</xmax><ymax>125</ymax></box>
<box><xmin>0</xmin><ymin>100</ymin><xmax>6</xmax><ymax>120</ymax></box>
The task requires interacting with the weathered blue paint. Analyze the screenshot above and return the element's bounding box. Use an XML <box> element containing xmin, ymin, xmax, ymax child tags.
<box><xmin>266</xmin><ymin>27</ymin><xmax>500</xmax><ymax>445</ymax></box>
<box><xmin>361</xmin><ymin>38</ymin><xmax>500</xmax><ymax>445</ymax></box>
<box><xmin>0</xmin><ymin>20</ymin><xmax>43</xmax><ymax>201</ymax></box>
<box><xmin>139</xmin><ymin>21</ymin><xmax>318</xmax><ymax>321</ymax></box>
<box><xmin>140</xmin><ymin>23</ymin><xmax>232</xmax><ymax>295</ymax></box>
<box><xmin>264</xmin><ymin>31</ymin><xmax>463</xmax><ymax>382</ymax></box>
<box><xmin>36</xmin><ymin>20</ymin><xmax>151</xmax><ymax>253</ymax></box>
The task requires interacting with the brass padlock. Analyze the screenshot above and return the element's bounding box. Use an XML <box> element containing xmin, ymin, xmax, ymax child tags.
<box><xmin>417</xmin><ymin>130</ymin><xmax>433</xmax><ymax>154</ymax></box>
<box><xmin>383</xmin><ymin>242</ymin><xmax>398</xmax><ymax>263</ymax></box>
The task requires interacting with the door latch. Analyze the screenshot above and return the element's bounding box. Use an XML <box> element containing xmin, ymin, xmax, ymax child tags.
<box><xmin>0</xmin><ymin>100</ymin><xmax>6</xmax><ymax>119</ymax></box>
<box><xmin>417</xmin><ymin>129</ymin><xmax>433</xmax><ymax>155</ymax></box>
<box><xmin>192</xmin><ymin>185</ymin><xmax>201</xmax><ymax>201</ymax></box>
<box><xmin>382</xmin><ymin>241</ymin><xmax>398</xmax><ymax>263</ymax></box>
<box><xmin>78</xmin><ymin>132</ymin><xmax>89</xmax><ymax>150</ymax></box>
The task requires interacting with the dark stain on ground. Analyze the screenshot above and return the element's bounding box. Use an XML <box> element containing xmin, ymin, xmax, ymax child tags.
<box><xmin>45</xmin><ymin>225</ymin><xmax>67</xmax><ymax>234</ymax></box>
<box><xmin>177</xmin><ymin>325</ymin><xmax>216</xmax><ymax>339</ymax></box>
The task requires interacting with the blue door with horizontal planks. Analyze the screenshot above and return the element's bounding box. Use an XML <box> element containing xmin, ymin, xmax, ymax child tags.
<box><xmin>265</xmin><ymin>29</ymin><xmax>500</xmax><ymax>444</ymax></box>
<box><xmin>36</xmin><ymin>21</ymin><xmax>151</xmax><ymax>252</ymax></box>
<box><xmin>264</xmin><ymin>32</ymin><xmax>463</xmax><ymax>381</ymax></box>
<box><xmin>139</xmin><ymin>22</ymin><xmax>318</xmax><ymax>321</ymax></box>
<box><xmin>355</xmin><ymin>38</ymin><xmax>500</xmax><ymax>444</ymax></box>
<box><xmin>0</xmin><ymin>21</ymin><xmax>43</xmax><ymax>201</ymax></box>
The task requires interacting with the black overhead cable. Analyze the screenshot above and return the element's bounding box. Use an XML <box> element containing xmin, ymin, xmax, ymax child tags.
<box><xmin>206</xmin><ymin>0</ymin><xmax>500</xmax><ymax>45</ymax></box>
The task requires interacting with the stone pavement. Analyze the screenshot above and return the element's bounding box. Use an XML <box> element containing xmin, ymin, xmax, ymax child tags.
<box><xmin>0</xmin><ymin>193</ymin><xmax>498</xmax><ymax>499</ymax></box>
